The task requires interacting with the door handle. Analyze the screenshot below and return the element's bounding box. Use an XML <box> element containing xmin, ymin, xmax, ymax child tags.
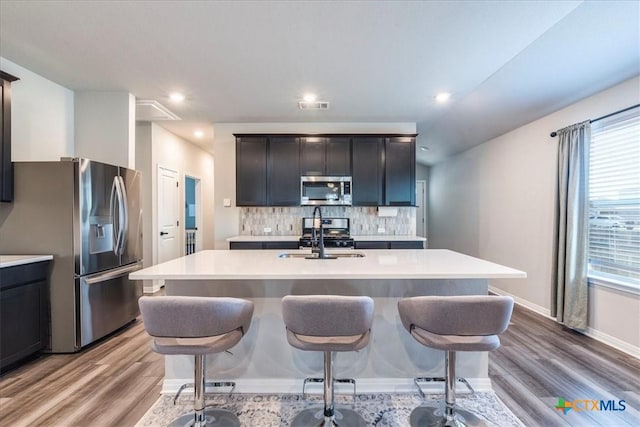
<box><xmin>110</xmin><ymin>177</ymin><xmax>120</xmax><ymax>255</ymax></box>
<box><xmin>117</xmin><ymin>176</ymin><xmax>129</xmax><ymax>255</ymax></box>
<box><xmin>160</xmin><ymin>231</ymin><xmax>169</xmax><ymax>236</ymax></box>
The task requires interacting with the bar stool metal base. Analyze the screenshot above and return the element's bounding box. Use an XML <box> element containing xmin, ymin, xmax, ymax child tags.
<box><xmin>291</xmin><ymin>407</ymin><xmax>368</xmax><ymax>427</ymax></box>
<box><xmin>169</xmin><ymin>408</ymin><xmax>240</xmax><ymax>427</ymax></box>
<box><xmin>409</xmin><ymin>404</ymin><xmax>488</xmax><ymax>427</ymax></box>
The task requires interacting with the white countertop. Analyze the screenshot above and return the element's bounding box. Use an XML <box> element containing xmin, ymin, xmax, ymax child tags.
<box><xmin>129</xmin><ymin>249</ymin><xmax>526</xmax><ymax>280</ymax></box>
<box><xmin>0</xmin><ymin>255</ymin><xmax>53</xmax><ymax>269</ymax></box>
<box><xmin>226</xmin><ymin>235</ymin><xmax>427</xmax><ymax>242</ymax></box>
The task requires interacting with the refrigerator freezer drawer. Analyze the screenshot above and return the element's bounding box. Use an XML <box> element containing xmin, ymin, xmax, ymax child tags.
<box><xmin>77</xmin><ymin>262</ymin><xmax>143</xmax><ymax>348</ymax></box>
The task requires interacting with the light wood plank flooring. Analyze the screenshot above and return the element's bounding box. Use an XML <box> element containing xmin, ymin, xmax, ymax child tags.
<box><xmin>490</xmin><ymin>305</ymin><xmax>640</xmax><ymax>426</ymax></box>
<box><xmin>0</xmin><ymin>319</ymin><xmax>163</xmax><ymax>426</ymax></box>
<box><xmin>1</xmin><ymin>302</ymin><xmax>638</xmax><ymax>426</ymax></box>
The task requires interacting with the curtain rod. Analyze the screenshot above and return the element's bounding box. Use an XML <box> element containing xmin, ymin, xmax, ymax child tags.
<box><xmin>549</xmin><ymin>104</ymin><xmax>639</xmax><ymax>137</ymax></box>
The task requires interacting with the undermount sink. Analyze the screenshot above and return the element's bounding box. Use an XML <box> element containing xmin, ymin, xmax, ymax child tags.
<box><xmin>279</xmin><ymin>252</ymin><xmax>365</xmax><ymax>259</ymax></box>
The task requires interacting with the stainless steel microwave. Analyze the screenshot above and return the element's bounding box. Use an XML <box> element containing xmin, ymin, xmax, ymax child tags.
<box><xmin>300</xmin><ymin>176</ymin><xmax>352</xmax><ymax>206</ymax></box>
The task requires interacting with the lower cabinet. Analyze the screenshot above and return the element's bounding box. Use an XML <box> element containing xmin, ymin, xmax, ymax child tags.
<box><xmin>230</xmin><ymin>241</ymin><xmax>300</xmax><ymax>250</ymax></box>
<box><xmin>354</xmin><ymin>241</ymin><xmax>388</xmax><ymax>249</ymax></box>
<box><xmin>0</xmin><ymin>261</ymin><xmax>50</xmax><ymax>372</ymax></box>
<box><xmin>354</xmin><ymin>241</ymin><xmax>424</xmax><ymax>249</ymax></box>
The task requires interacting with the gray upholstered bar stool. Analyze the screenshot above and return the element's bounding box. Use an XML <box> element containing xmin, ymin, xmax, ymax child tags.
<box><xmin>398</xmin><ymin>295</ymin><xmax>514</xmax><ymax>427</ymax></box>
<box><xmin>139</xmin><ymin>296</ymin><xmax>254</xmax><ymax>427</ymax></box>
<box><xmin>282</xmin><ymin>295</ymin><xmax>374</xmax><ymax>427</ymax></box>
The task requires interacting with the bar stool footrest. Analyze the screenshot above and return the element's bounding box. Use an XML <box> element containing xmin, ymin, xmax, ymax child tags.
<box><xmin>413</xmin><ymin>376</ymin><xmax>475</xmax><ymax>398</ymax></box>
<box><xmin>302</xmin><ymin>377</ymin><xmax>357</xmax><ymax>401</ymax></box>
<box><xmin>172</xmin><ymin>381</ymin><xmax>237</xmax><ymax>405</ymax></box>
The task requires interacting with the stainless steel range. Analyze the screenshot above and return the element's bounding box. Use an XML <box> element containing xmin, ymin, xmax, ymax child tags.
<box><xmin>299</xmin><ymin>217</ymin><xmax>354</xmax><ymax>248</ymax></box>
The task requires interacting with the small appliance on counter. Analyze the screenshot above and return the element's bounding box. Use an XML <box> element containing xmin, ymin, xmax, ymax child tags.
<box><xmin>299</xmin><ymin>217</ymin><xmax>354</xmax><ymax>248</ymax></box>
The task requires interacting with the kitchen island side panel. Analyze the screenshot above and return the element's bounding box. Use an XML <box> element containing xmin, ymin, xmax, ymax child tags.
<box><xmin>162</xmin><ymin>278</ymin><xmax>488</xmax><ymax>392</ymax></box>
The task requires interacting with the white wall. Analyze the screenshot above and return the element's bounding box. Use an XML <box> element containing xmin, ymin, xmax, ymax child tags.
<box><xmin>212</xmin><ymin>122</ymin><xmax>417</xmax><ymax>249</ymax></box>
<box><xmin>136</xmin><ymin>123</ymin><xmax>215</xmax><ymax>291</ymax></box>
<box><xmin>75</xmin><ymin>91</ymin><xmax>136</xmax><ymax>168</ymax></box>
<box><xmin>135</xmin><ymin>123</ymin><xmax>153</xmax><ymax>276</ymax></box>
<box><xmin>0</xmin><ymin>57</ymin><xmax>74</xmax><ymax>161</ymax></box>
<box><xmin>429</xmin><ymin>76</ymin><xmax>640</xmax><ymax>352</ymax></box>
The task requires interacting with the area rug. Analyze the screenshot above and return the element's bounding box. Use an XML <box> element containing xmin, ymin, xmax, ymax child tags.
<box><xmin>136</xmin><ymin>391</ymin><xmax>524</xmax><ymax>426</ymax></box>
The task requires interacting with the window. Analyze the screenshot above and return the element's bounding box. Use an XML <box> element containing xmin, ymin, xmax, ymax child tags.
<box><xmin>588</xmin><ymin>106</ymin><xmax>640</xmax><ymax>289</ymax></box>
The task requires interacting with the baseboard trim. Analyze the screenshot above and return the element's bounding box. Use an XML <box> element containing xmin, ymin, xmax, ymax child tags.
<box><xmin>161</xmin><ymin>377</ymin><xmax>493</xmax><ymax>395</ymax></box>
<box><xmin>490</xmin><ymin>286</ymin><xmax>640</xmax><ymax>359</ymax></box>
<box><xmin>143</xmin><ymin>279</ymin><xmax>164</xmax><ymax>294</ymax></box>
<box><xmin>584</xmin><ymin>327</ymin><xmax>640</xmax><ymax>359</ymax></box>
<box><xmin>489</xmin><ymin>286</ymin><xmax>552</xmax><ymax>319</ymax></box>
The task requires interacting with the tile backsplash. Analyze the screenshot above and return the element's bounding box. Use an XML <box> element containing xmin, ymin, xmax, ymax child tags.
<box><xmin>240</xmin><ymin>206</ymin><xmax>416</xmax><ymax>236</ymax></box>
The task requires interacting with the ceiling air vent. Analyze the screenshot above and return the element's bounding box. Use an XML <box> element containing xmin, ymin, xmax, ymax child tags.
<box><xmin>298</xmin><ymin>101</ymin><xmax>330</xmax><ymax>110</ymax></box>
<box><xmin>136</xmin><ymin>100</ymin><xmax>181</xmax><ymax>121</ymax></box>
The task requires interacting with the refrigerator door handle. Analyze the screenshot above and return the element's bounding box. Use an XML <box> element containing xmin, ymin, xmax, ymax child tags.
<box><xmin>110</xmin><ymin>176</ymin><xmax>121</xmax><ymax>256</ymax></box>
<box><xmin>117</xmin><ymin>176</ymin><xmax>129</xmax><ymax>255</ymax></box>
<box><xmin>82</xmin><ymin>261</ymin><xmax>143</xmax><ymax>285</ymax></box>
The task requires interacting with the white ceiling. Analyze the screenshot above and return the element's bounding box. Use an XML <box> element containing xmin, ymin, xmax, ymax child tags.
<box><xmin>1</xmin><ymin>1</ymin><xmax>638</xmax><ymax>164</ymax></box>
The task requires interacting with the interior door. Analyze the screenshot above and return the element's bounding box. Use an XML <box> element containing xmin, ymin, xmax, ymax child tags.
<box><xmin>157</xmin><ymin>166</ymin><xmax>181</xmax><ymax>264</ymax></box>
<box><xmin>416</xmin><ymin>180</ymin><xmax>427</xmax><ymax>238</ymax></box>
<box><xmin>119</xmin><ymin>167</ymin><xmax>143</xmax><ymax>266</ymax></box>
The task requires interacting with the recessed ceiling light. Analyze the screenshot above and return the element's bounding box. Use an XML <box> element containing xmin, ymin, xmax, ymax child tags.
<box><xmin>303</xmin><ymin>93</ymin><xmax>317</xmax><ymax>102</ymax></box>
<box><xmin>194</xmin><ymin>130</ymin><xmax>204</xmax><ymax>138</ymax></box>
<box><xmin>435</xmin><ymin>92</ymin><xmax>451</xmax><ymax>103</ymax></box>
<box><xmin>169</xmin><ymin>92</ymin><xmax>185</xmax><ymax>103</ymax></box>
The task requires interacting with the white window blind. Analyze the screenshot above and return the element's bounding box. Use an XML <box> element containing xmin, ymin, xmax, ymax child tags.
<box><xmin>588</xmin><ymin>106</ymin><xmax>640</xmax><ymax>286</ymax></box>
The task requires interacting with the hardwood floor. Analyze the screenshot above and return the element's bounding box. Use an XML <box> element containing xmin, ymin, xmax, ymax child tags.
<box><xmin>490</xmin><ymin>304</ymin><xmax>640</xmax><ymax>426</ymax></box>
<box><xmin>0</xmin><ymin>319</ymin><xmax>163</xmax><ymax>427</ymax></box>
<box><xmin>1</xmin><ymin>302</ymin><xmax>638</xmax><ymax>426</ymax></box>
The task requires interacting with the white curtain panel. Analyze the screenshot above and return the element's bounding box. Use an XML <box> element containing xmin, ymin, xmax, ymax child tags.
<box><xmin>552</xmin><ymin>120</ymin><xmax>591</xmax><ymax>330</ymax></box>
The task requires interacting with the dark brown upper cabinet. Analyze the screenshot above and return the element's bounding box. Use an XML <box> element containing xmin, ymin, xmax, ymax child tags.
<box><xmin>300</xmin><ymin>137</ymin><xmax>351</xmax><ymax>176</ymax></box>
<box><xmin>235</xmin><ymin>133</ymin><xmax>416</xmax><ymax>207</ymax></box>
<box><xmin>352</xmin><ymin>136</ymin><xmax>384</xmax><ymax>206</ymax></box>
<box><xmin>1</xmin><ymin>71</ymin><xmax>19</xmax><ymax>203</ymax></box>
<box><xmin>267</xmin><ymin>136</ymin><xmax>300</xmax><ymax>206</ymax></box>
<box><xmin>236</xmin><ymin>136</ymin><xmax>268</xmax><ymax>206</ymax></box>
<box><xmin>384</xmin><ymin>136</ymin><xmax>416</xmax><ymax>206</ymax></box>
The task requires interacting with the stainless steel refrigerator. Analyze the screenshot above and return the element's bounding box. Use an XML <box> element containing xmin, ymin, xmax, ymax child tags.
<box><xmin>0</xmin><ymin>158</ymin><xmax>143</xmax><ymax>352</ymax></box>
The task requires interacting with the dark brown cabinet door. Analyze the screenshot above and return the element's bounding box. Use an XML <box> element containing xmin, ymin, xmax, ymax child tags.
<box><xmin>354</xmin><ymin>241</ymin><xmax>389</xmax><ymax>249</ymax></box>
<box><xmin>326</xmin><ymin>137</ymin><xmax>351</xmax><ymax>176</ymax></box>
<box><xmin>268</xmin><ymin>137</ymin><xmax>300</xmax><ymax>205</ymax></box>
<box><xmin>300</xmin><ymin>137</ymin><xmax>325</xmax><ymax>176</ymax></box>
<box><xmin>0</xmin><ymin>261</ymin><xmax>49</xmax><ymax>372</ymax></box>
<box><xmin>352</xmin><ymin>137</ymin><xmax>384</xmax><ymax>206</ymax></box>
<box><xmin>1</xmin><ymin>71</ymin><xmax>19</xmax><ymax>203</ymax></box>
<box><xmin>236</xmin><ymin>136</ymin><xmax>268</xmax><ymax>206</ymax></box>
<box><xmin>300</xmin><ymin>137</ymin><xmax>351</xmax><ymax>177</ymax></box>
<box><xmin>385</xmin><ymin>137</ymin><xmax>415</xmax><ymax>206</ymax></box>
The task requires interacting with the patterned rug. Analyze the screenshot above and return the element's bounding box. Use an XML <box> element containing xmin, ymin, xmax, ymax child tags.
<box><xmin>136</xmin><ymin>391</ymin><xmax>524</xmax><ymax>426</ymax></box>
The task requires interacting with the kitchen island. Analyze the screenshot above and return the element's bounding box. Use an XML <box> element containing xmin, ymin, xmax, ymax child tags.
<box><xmin>130</xmin><ymin>249</ymin><xmax>525</xmax><ymax>394</ymax></box>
